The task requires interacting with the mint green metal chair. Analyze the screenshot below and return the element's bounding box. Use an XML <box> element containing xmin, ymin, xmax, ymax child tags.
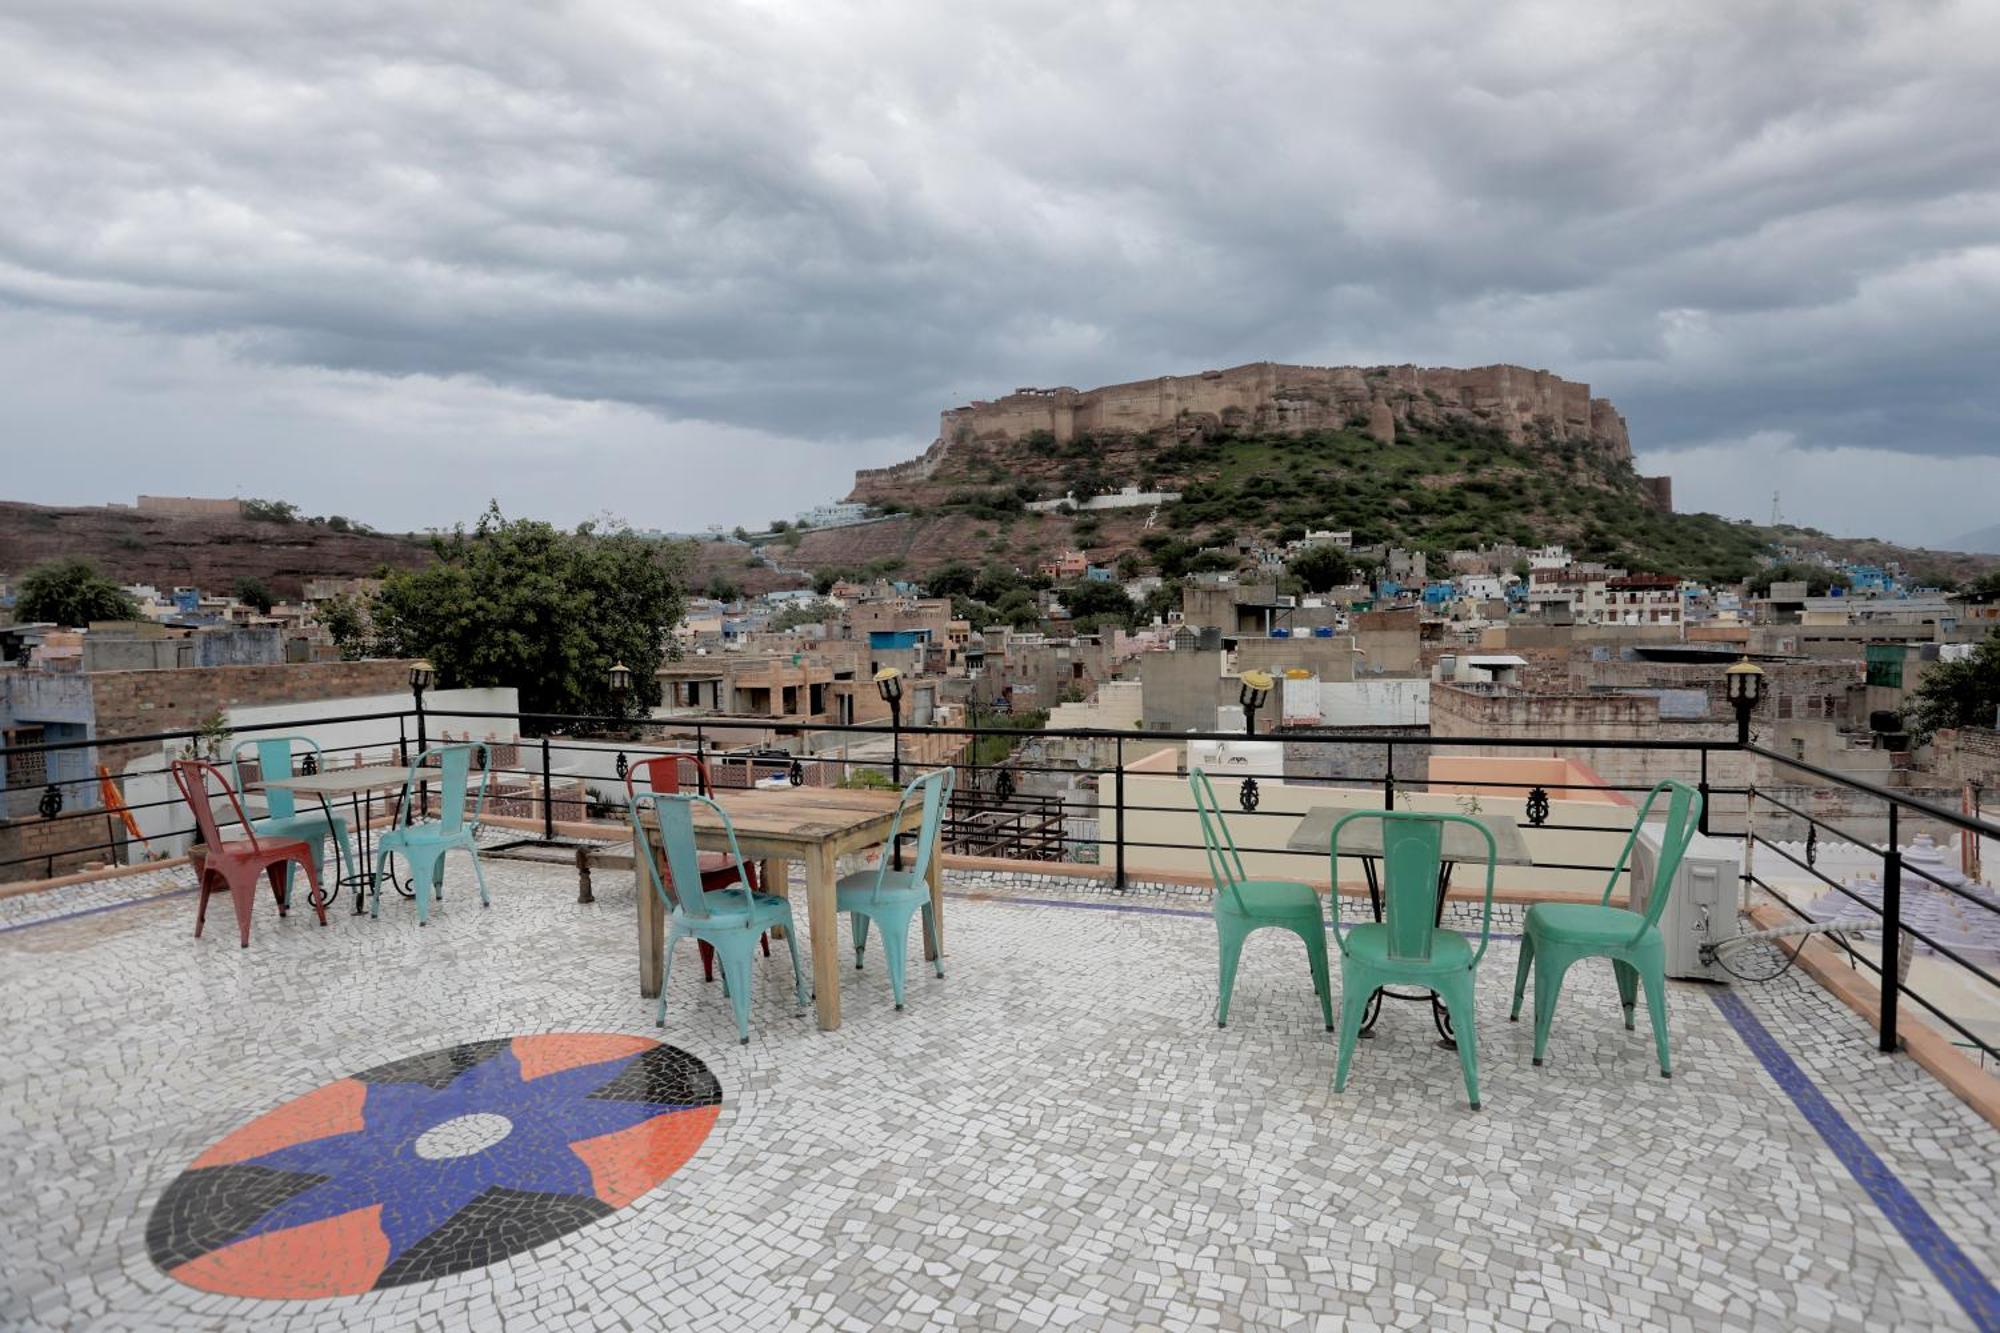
<box><xmin>838</xmin><ymin>767</ymin><xmax>952</xmax><ymax>1010</ymax></box>
<box><xmin>1329</xmin><ymin>811</ymin><xmax>1497</xmax><ymax>1110</ymax></box>
<box><xmin>231</xmin><ymin>736</ymin><xmax>351</xmax><ymax>907</ymax></box>
<box><xmin>1190</xmin><ymin>768</ymin><xmax>1333</xmax><ymax>1031</ymax></box>
<box><xmin>372</xmin><ymin>743</ymin><xmax>490</xmax><ymax>924</ymax></box>
<box><xmin>1510</xmin><ymin>778</ymin><xmax>1702</xmax><ymax>1078</ymax></box>
<box><xmin>630</xmin><ymin>790</ymin><xmax>806</xmax><ymax>1043</ymax></box>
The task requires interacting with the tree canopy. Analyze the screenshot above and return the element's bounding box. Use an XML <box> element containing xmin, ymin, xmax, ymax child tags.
<box><xmin>12</xmin><ymin>559</ymin><xmax>141</xmax><ymax>626</ymax></box>
<box><xmin>1287</xmin><ymin>544</ymin><xmax>1352</xmax><ymax>593</ymax></box>
<box><xmin>366</xmin><ymin>506</ymin><xmax>688</xmax><ymax>728</ymax></box>
<box><xmin>1907</xmin><ymin>630</ymin><xmax>2000</xmax><ymax>740</ymax></box>
<box><xmin>233</xmin><ymin>576</ymin><xmax>275</xmax><ymax>615</ymax></box>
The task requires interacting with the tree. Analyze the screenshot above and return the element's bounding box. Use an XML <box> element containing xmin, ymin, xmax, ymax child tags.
<box><xmin>367</xmin><ymin>504</ymin><xmax>688</xmax><ymax>729</ymax></box>
<box><xmin>317</xmin><ymin>595</ymin><xmax>370</xmax><ymax>660</ymax></box>
<box><xmin>241</xmin><ymin>498</ymin><xmax>299</xmax><ymax>524</ymax></box>
<box><xmin>1960</xmin><ymin>571</ymin><xmax>2000</xmax><ymax>605</ymax></box>
<box><xmin>1907</xmin><ymin>630</ymin><xmax>2000</xmax><ymax>740</ymax></box>
<box><xmin>1287</xmin><ymin>545</ymin><xmax>1352</xmax><ymax>593</ymax></box>
<box><xmin>923</xmin><ymin>561</ymin><xmax>980</xmax><ymax>600</ymax></box>
<box><xmin>13</xmin><ymin>559</ymin><xmax>141</xmax><ymax>626</ymax></box>
<box><xmin>704</xmin><ymin>574</ymin><xmax>743</xmax><ymax>602</ymax></box>
<box><xmin>233</xmin><ymin>577</ymin><xmax>275</xmax><ymax>614</ymax></box>
<box><xmin>1062</xmin><ymin>579</ymin><xmax>1136</xmax><ymax>632</ymax></box>
<box><xmin>770</xmin><ymin>599</ymin><xmax>839</xmax><ymax>630</ymax></box>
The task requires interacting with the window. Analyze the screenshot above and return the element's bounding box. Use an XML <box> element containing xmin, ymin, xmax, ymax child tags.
<box><xmin>4</xmin><ymin>726</ymin><xmax>46</xmax><ymax>792</ymax></box>
<box><xmin>1777</xmin><ymin>695</ymin><xmax>1793</xmax><ymax>720</ymax></box>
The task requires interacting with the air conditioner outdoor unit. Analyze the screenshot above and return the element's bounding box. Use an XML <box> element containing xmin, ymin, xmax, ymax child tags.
<box><xmin>1629</xmin><ymin>826</ymin><xmax>1741</xmax><ymax>982</ymax></box>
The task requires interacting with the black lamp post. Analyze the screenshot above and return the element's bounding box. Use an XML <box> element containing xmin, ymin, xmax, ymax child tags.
<box><xmin>1725</xmin><ymin>657</ymin><xmax>1766</xmax><ymax>746</ymax></box>
<box><xmin>608</xmin><ymin>662</ymin><xmax>633</xmax><ymax>779</ymax></box>
<box><xmin>409</xmin><ymin>659</ymin><xmax>434</xmax><ymax>817</ymax></box>
<box><xmin>1238</xmin><ymin>670</ymin><xmax>1273</xmax><ymax>737</ymax></box>
<box><xmin>966</xmin><ymin>689</ymin><xmax>981</xmax><ymax>806</ymax></box>
<box><xmin>875</xmin><ymin>666</ymin><xmax>905</xmax><ymax>869</ymax></box>
<box><xmin>874</xmin><ymin>667</ymin><xmax>904</xmax><ymax>785</ymax></box>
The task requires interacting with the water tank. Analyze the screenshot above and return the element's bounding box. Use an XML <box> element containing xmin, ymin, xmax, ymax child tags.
<box><xmin>1271</xmin><ymin>627</ymin><xmax>1290</xmax><ymax>638</ymax></box>
<box><xmin>1197</xmin><ymin>627</ymin><xmax>1223</xmax><ymax>652</ymax></box>
<box><xmin>1313</xmin><ymin>626</ymin><xmax>1335</xmax><ymax>638</ymax></box>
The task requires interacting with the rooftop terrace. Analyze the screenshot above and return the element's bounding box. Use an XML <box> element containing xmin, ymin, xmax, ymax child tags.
<box><xmin>3</xmin><ymin>839</ymin><xmax>1996</xmax><ymax>1330</ymax></box>
<box><xmin>2</xmin><ymin>705</ymin><xmax>1997</xmax><ymax>1331</ymax></box>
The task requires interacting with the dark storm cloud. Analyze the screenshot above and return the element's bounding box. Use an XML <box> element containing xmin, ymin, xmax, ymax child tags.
<box><xmin>0</xmin><ymin>1</ymin><xmax>1995</xmax><ymax>536</ymax></box>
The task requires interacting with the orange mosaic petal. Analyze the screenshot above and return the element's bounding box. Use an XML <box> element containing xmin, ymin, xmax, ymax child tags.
<box><xmin>570</xmin><ymin>1103</ymin><xmax>721</xmax><ymax>1208</ymax></box>
<box><xmin>191</xmin><ymin>1079</ymin><xmax>367</xmax><ymax>1169</ymax></box>
<box><xmin>510</xmin><ymin>1033</ymin><xmax>659</xmax><ymax>1082</ymax></box>
<box><xmin>170</xmin><ymin>1204</ymin><xmax>389</xmax><ymax>1299</ymax></box>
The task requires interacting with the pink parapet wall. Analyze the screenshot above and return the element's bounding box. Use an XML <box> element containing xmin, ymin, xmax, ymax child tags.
<box><xmin>1426</xmin><ymin>754</ymin><xmax>1633</xmax><ymax>806</ymax></box>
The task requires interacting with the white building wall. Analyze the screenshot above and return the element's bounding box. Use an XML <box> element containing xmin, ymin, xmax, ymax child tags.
<box><xmin>1316</xmin><ymin>678</ymin><xmax>1430</xmax><ymax>727</ymax></box>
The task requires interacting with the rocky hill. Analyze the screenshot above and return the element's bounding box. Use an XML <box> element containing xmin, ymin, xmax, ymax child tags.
<box><xmin>0</xmin><ymin>501</ymin><xmax>430</xmax><ymax>598</ymax></box>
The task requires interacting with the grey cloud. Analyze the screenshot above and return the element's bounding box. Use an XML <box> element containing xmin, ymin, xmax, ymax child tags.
<box><xmin>0</xmin><ymin>0</ymin><xmax>1996</xmax><ymax>534</ymax></box>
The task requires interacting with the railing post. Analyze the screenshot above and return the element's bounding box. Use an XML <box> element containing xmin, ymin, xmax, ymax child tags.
<box><xmin>1113</xmin><ymin>733</ymin><xmax>1126</xmax><ymax>891</ymax></box>
<box><xmin>693</xmin><ymin>725</ymin><xmax>707</xmax><ymax>796</ymax></box>
<box><xmin>540</xmin><ymin>735</ymin><xmax>555</xmax><ymax>841</ymax></box>
<box><xmin>1880</xmin><ymin>802</ymin><xmax>1902</xmax><ymax>1054</ymax></box>
<box><xmin>1382</xmin><ymin>740</ymin><xmax>1396</xmax><ymax>811</ymax></box>
<box><xmin>1697</xmin><ymin>746</ymin><xmax>1711</xmax><ymax>837</ymax></box>
<box><xmin>398</xmin><ymin>714</ymin><xmax>408</xmax><ymax>768</ymax></box>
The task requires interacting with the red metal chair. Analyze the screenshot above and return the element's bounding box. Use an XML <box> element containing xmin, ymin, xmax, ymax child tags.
<box><xmin>625</xmin><ymin>754</ymin><xmax>768</xmax><ymax>982</ymax></box>
<box><xmin>171</xmin><ymin>759</ymin><xmax>325</xmax><ymax>947</ymax></box>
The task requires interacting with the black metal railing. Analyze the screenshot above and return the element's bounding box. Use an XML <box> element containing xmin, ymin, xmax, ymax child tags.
<box><xmin>4</xmin><ymin>705</ymin><xmax>1996</xmax><ymax>1066</ymax></box>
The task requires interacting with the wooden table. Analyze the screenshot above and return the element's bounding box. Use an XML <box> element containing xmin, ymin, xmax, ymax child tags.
<box><xmin>257</xmin><ymin>765</ymin><xmax>415</xmax><ymax>915</ymax></box>
<box><xmin>633</xmin><ymin>788</ymin><xmax>938</xmax><ymax>1032</ymax></box>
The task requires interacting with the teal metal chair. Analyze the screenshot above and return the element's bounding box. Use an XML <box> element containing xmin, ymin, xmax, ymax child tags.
<box><xmin>1329</xmin><ymin>811</ymin><xmax>1497</xmax><ymax>1110</ymax></box>
<box><xmin>230</xmin><ymin>736</ymin><xmax>352</xmax><ymax>907</ymax></box>
<box><xmin>1510</xmin><ymin>778</ymin><xmax>1703</xmax><ymax>1078</ymax></box>
<box><xmin>1190</xmin><ymin>768</ymin><xmax>1333</xmax><ymax>1031</ymax></box>
<box><xmin>630</xmin><ymin>790</ymin><xmax>806</xmax><ymax>1043</ymax></box>
<box><xmin>372</xmin><ymin>742</ymin><xmax>491</xmax><ymax>925</ymax></box>
<box><xmin>838</xmin><ymin>767</ymin><xmax>953</xmax><ymax>1010</ymax></box>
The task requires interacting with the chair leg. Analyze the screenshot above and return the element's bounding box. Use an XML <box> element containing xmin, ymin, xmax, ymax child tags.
<box><xmin>265</xmin><ymin>861</ymin><xmax>289</xmax><ymax>915</ymax></box>
<box><xmin>294</xmin><ymin>850</ymin><xmax>326</xmax><ymax>926</ymax></box>
<box><xmin>921</xmin><ymin>901</ymin><xmax>944</xmax><ymax>979</ymax></box>
<box><xmin>1303</xmin><ymin>924</ymin><xmax>1334</xmax><ymax>1032</ymax></box>
<box><xmin>851</xmin><ymin>911</ymin><xmax>871</xmax><ymax>970</ymax></box>
<box><xmin>462</xmin><ymin>840</ymin><xmax>490</xmax><ymax>907</ymax></box>
<box><xmin>1510</xmin><ymin>933</ymin><xmax>1536</xmax><ymax>1021</ymax></box>
<box><xmin>1333</xmin><ymin>963</ymin><xmax>1369</xmax><ymax>1093</ymax></box>
<box><xmin>1613</xmin><ymin>960</ymin><xmax>1640</xmax><ymax>1030</ymax></box>
<box><xmin>714</xmin><ymin>937</ymin><xmax>756</xmax><ymax>1044</ymax></box>
<box><xmin>412</xmin><ymin>848</ymin><xmax>447</xmax><ymax>926</ymax></box>
<box><xmin>1532</xmin><ymin>952</ymin><xmax>1572</xmax><ymax>1066</ymax></box>
<box><xmin>194</xmin><ymin>868</ymin><xmax>217</xmax><ymax>938</ymax></box>
<box><xmin>878</xmin><ymin>911</ymin><xmax>912</xmax><ymax>1010</ymax></box>
<box><xmin>371</xmin><ymin>846</ymin><xmax>393</xmax><ymax>919</ymax></box>
<box><xmin>658</xmin><ymin>926</ymin><xmax>686</xmax><ymax>1028</ymax></box>
<box><xmin>698</xmin><ymin>940</ymin><xmax>717</xmax><ymax>983</ymax></box>
<box><xmin>760</xmin><ymin>932</ymin><xmax>771</xmax><ymax>957</ymax></box>
<box><xmin>327</xmin><ymin>820</ymin><xmax>356</xmax><ymax>884</ymax></box>
<box><xmin>1216</xmin><ymin>919</ymin><xmax>1249</xmax><ymax>1028</ymax></box>
<box><xmin>226</xmin><ymin>866</ymin><xmax>257</xmax><ymax>948</ymax></box>
<box><xmin>781</xmin><ymin>918</ymin><xmax>808</xmax><ymax>1009</ymax></box>
<box><xmin>1441</xmin><ymin>972</ymin><xmax>1482</xmax><ymax>1111</ymax></box>
<box><xmin>1639</xmin><ymin>959</ymin><xmax>1672</xmax><ymax>1078</ymax></box>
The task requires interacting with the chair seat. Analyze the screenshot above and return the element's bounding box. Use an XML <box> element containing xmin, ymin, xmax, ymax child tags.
<box><xmin>1214</xmin><ymin>878</ymin><xmax>1323</xmax><ymax>919</ymax></box>
<box><xmin>834</xmin><ymin>868</ymin><xmax>930</xmax><ymax>908</ymax></box>
<box><xmin>253</xmin><ymin>810</ymin><xmax>345</xmax><ymax>837</ymax></box>
<box><xmin>1524</xmin><ymin>902</ymin><xmax>1651</xmax><ymax>948</ymax></box>
<box><xmin>1338</xmin><ymin>923</ymin><xmax>1473</xmax><ymax>973</ymax></box>
<box><xmin>674</xmin><ymin>887</ymin><xmax>792</xmax><ymax>931</ymax></box>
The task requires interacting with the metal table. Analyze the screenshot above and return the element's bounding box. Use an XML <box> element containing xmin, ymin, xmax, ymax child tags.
<box><xmin>1288</xmin><ymin>809</ymin><xmax>1533</xmax><ymax>1046</ymax></box>
<box><xmin>256</xmin><ymin>766</ymin><xmax>417</xmax><ymax>915</ymax></box>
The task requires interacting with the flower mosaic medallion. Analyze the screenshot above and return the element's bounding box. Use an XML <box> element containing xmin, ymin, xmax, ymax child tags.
<box><xmin>145</xmin><ymin>1035</ymin><xmax>721</xmax><ymax>1298</ymax></box>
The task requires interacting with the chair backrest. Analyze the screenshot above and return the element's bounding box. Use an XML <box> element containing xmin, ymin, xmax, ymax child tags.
<box><xmin>1601</xmin><ymin>778</ymin><xmax>1704</xmax><ymax>936</ymax></box>
<box><xmin>170</xmin><ymin>759</ymin><xmax>258</xmax><ymax>852</ymax></box>
<box><xmin>1329</xmin><ymin>810</ymin><xmax>1498</xmax><ymax>966</ymax></box>
<box><xmin>623</xmin><ymin>753</ymin><xmax>712</xmax><ymax>800</ymax></box>
<box><xmin>629</xmin><ymin>790</ymin><xmax>749</xmax><ymax>920</ymax></box>
<box><xmin>393</xmin><ymin>742</ymin><xmax>490</xmax><ymax>834</ymax></box>
<box><xmin>1188</xmin><ymin>768</ymin><xmax>1249</xmax><ymax>913</ymax></box>
<box><xmin>860</xmin><ymin>768</ymin><xmax>954</xmax><ymax>898</ymax></box>
<box><xmin>230</xmin><ymin>735</ymin><xmax>322</xmax><ymax>821</ymax></box>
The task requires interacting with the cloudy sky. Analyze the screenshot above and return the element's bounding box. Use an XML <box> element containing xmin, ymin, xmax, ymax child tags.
<box><xmin>3</xmin><ymin>1</ymin><xmax>1997</xmax><ymax>546</ymax></box>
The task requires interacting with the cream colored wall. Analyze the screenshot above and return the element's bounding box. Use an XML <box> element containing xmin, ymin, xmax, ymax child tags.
<box><xmin>1107</xmin><ymin>762</ymin><xmax>1638</xmax><ymax>895</ymax></box>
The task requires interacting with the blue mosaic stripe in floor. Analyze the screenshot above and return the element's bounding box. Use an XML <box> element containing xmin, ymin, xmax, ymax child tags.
<box><xmin>0</xmin><ymin>887</ymin><xmax>195</xmax><ymax>936</ymax></box>
<box><xmin>1713</xmin><ymin>989</ymin><xmax>1999</xmax><ymax>1333</ymax></box>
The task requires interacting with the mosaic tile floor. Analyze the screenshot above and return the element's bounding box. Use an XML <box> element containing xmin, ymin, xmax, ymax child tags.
<box><xmin>2</xmin><ymin>853</ymin><xmax>1994</xmax><ymax>1331</ymax></box>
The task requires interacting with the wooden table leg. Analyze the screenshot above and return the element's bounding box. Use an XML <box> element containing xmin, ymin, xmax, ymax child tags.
<box><xmin>924</xmin><ymin>848</ymin><xmax>945</xmax><ymax>962</ymax></box>
<box><xmin>806</xmin><ymin>844</ymin><xmax>841</xmax><ymax>1031</ymax></box>
<box><xmin>762</xmin><ymin>856</ymin><xmax>788</xmax><ymax>939</ymax></box>
<box><xmin>635</xmin><ymin>827</ymin><xmax>663</xmax><ymax>999</ymax></box>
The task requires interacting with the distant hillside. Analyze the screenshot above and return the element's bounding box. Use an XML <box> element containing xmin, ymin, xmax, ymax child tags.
<box><xmin>0</xmin><ymin>501</ymin><xmax>430</xmax><ymax>599</ymax></box>
<box><xmin>1946</xmin><ymin>523</ymin><xmax>2000</xmax><ymax>556</ymax></box>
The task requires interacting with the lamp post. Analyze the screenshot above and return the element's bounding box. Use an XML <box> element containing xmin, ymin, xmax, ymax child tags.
<box><xmin>1725</xmin><ymin>657</ymin><xmax>1766</xmax><ymax>746</ymax></box>
<box><xmin>875</xmin><ymin>666</ymin><xmax>905</xmax><ymax>869</ymax></box>
<box><xmin>966</xmin><ymin>689</ymin><xmax>981</xmax><ymax>807</ymax></box>
<box><xmin>409</xmin><ymin>659</ymin><xmax>434</xmax><ymax>817</ymax></box>
<box><xmin>1238</xmin><ymin>670</ymin><xmax>1273</xmax><ymax>737</ymax></box>
<box><xmin>608</xmin><ymin>663</ymin><xmax>633</xmax><ymax>781</ymax></box>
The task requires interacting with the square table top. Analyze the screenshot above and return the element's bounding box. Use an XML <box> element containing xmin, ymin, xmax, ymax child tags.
<box><xmin>1286</xmin><ymin>808</ymin><xmax>1534</xmax><ymax>866</ymax></box>
<box><xmin>634</xmin><ymin>786</ymin><xmax>910</xmax><ymax>854</ymax></box>
<box><xmin>254</xmin><ymin>766</ymin><xmax>414</xmax><ymax>797</ymax></box>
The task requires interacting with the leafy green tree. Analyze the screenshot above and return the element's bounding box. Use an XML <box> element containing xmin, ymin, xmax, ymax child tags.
<box><xmin>317</xmin><ymin>595</ymin><xmax>370</xmax><ymax>660</ymax></box>
<box><xmin>241</xmin><ymin>498</ymin><xmax>299</xmax><ymax>524</ymax></box>
<box><xmin>1287</xmin><ymin>545</ymin><xmax>1352</xmax><ymax>593</ymax></box>
<box><xmin>1960</xmin><ymin>571</ymin><xmax>2000</xmax><ymax>605</ymax></box>
<box><xmin>1062</xmin><ymin>579</ymin><xmax>1136</xmax><ymax>632</ymax></box>
<box><xmin>770</xmin><ymin>599</ymin><xmax>839</xmax><ymax>630</ymax></box>
<box><xmin>705</xmin><ymin>574</ymin><xmax>743</xmax><ymax>602</ymax></box>
<box><xmin>923</xmin><ymin>561</ymin><xmax>980</xmax><ymax>600</ymax></box>
<box><xmin>233</xmin><ymin>577</ymin><xmax>275</xmax><ymax>615</ymax></box>
<box><xmin>367</xmin><ymin>505</ymin><xmax>688</xmax><ymax>729</ymax></box>
<box><xmin>13</xmin><ymin>559</ymin><xmax>141</xmax><ymax>626</ymax></box>
<box><xmin>994</xmin><ymin>589</ymin><xmax>1041</xmax><ymax>629</ymax></box>
<box><xmin>1907</xmin><ymin>631</ymin><xmax>2000</xmax><ymax>740</ymax></box>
